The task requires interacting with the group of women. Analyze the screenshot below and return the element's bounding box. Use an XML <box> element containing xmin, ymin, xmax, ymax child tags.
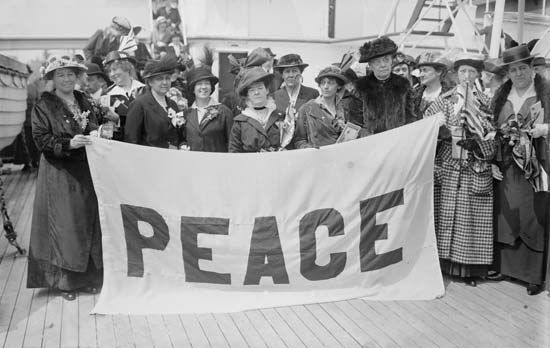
<box><xmin>26</xmin><ymin>41</ymin><xmax>549</xmax><ymax>300</ymax></box>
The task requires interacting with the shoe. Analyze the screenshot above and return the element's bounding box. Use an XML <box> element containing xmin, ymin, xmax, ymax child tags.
<box><xmin>60</xmin><ymin>291</ymin><xmax>76</xmax><ymax>301</ymax></box>
<box><xmin>487</xmin><ymin>273</ymin><xmax>506</xmax><ymax>281</ymax></box>
<box><xmin>82</xmin><ymin>286</ymin><xmax>100</xmax><ymax>294</ymax></box>
<box><xmin>465</xmin><ymin>277</ymin><xmax>477</xmax><ymax>287</ymax></box>
<box><xmin>526</xmin><ymin>284</ymin><xmax>543</xmax><ymax>296</ymax></box>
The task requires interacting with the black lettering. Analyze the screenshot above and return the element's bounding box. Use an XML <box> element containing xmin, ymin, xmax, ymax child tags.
<box><xmin>359</xmin><ymin>189</ymin><xmax>404</xmax><ymax>272</ymax></box>
<box><xmin>121</xmin><ymin>204</ymin><xmax>169</xmax><ymax>277</ymax></box>
<box><xmin>181</xmin><ymin>217</ymin><xmax>231</xmax><ymax>284</ymax></box>
<box><xmin>244</xmin><ymin>216</ymin><xmax>289</xmax><ymax>285</ymax></box>
<box><xmin>299</xmin><ymin>208</ymin><xmax>346</xmax><ymax>280</ymax></box>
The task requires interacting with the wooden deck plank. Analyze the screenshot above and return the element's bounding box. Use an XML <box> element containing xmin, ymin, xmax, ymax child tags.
<box><xmin>318</xmin><ymin>302</ymin><xmax>384</xmax><ymax>348</ymax></box>
<box><xmin>161</xmin><ymin>315</ymin><xmax>192</xmax><ymax>348</ymax></box>
<box><xmin>95</xmin><ymin>311</ymin><xmax>117</xmax><ymax>348</ymax></box>
<box><xmin>78</xmin><ymin>293</ymin><xmax>97</xmax><ymax>348</ymax></box>
<box><xmin>196</xmin><ymin>313</ymin><xmax>230</xmax><ymax>348</ymax></box>
<box><xmin>333</xmin><ymin>300</ymin><xmax>399</xmax><ymax>348</ymax></box>
<box><xmin>41</xmin><ymin>290</ymin><xmax>63</xmax><ymax>348</ymax></box>
<box><xmin>20</xmin><ymin>289</ymin><xmax>49</xmax><ymax>348</ymax></box>
<box><xmin>147</xmin><ymin>315</ymin><xmax>175</xmax><ymax>348</ymax></box>
<box><xmin>349</xmin><ymin>299</ymin><xmax>424</xmax><ymax>348</ymax></box>
<box><xmin>259</xmin><ymin>308</ymin><xmax>307</xmax><ymax>348</ymax></box>
<box><xmin>273</xmin><ymin>307</ymin><xmax>326</xmax><ymax>348</ymax></box>
<box><xmin>60</xmin><ymin>290</ymin><xmax>80</xmax><ymax>347</ymax></box>
<box><xmin>2</xmin><ymin>263</ymin><xmax>33</xmax><ymax>348</ymax></box>
<box><xmin>244</xmin><ymin>310</ymin><xmax>287</xmax><ymax>348</ymax></box>
<box><xmin>129</xmin><ymin>315</ymin><xmax>155</xmax><ymax>348</ymax></box>
<box><xmin>304</xmin><ymin>303</ymin><xmax>362</xmax><ymax>348</ymax></box>
<box><xmin>228</xmin><ymin>311</ymin><xmax>268</xmax><ymax>348</ymax></box>
<box><xmin>112</xmin><ymin>315</ymin><xmax>135</xmax><ymax>348</ymax></box>
<box><xmin>212</xmin><ymin>313</ymin><xmax>249</xmax><ymax>348</ymax></box>
<box><xmin>179</xmin><ymin>314</ymin><xmax>211</xmax><ymax>348</ymax></box>
<box><xmin>289</xmin><ymin>305</ymin><xmax>344</xmax><ymax>348</ymax></box>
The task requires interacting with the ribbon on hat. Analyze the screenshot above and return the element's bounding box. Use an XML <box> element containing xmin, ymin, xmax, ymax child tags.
<box><xmin>119</xmin><ymin>28</ymin><xmax>138</xmax><ymax>54</ymax></box>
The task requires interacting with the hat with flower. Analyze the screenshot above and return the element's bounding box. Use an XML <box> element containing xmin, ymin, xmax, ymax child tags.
<box><xmin>359</xmin><ymin>36</ymin><xmax>398</xmax><ymax>63</ymax></box>
<box><xmin>315</xmin><ymin>66</ymin><xmax>348</xmax><ymax>85</ymax></box>
<box><xmin>103</xmin><ymin>51</ymin><xmax>137</xmax><ymax>67</ymax></box>
<box><xmin>416</xmin><ymin>51</ymin><xmax>448</xmax><ymax>70</ymax></box>
<box><xmin>453</xmin><ymin>52</ymin><xmax>485</xmax><ymax>72</ymax></box>
<box><xmin>41</xmin><ymin>55</ymin><xmax>87</xmax><ymax>80</ymax></box>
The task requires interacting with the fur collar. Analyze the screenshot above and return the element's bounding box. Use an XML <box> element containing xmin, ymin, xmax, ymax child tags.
<box><xmin>354</xmin><ymin>73</ymin><xmax>409</xmax><ymax>95</ymax></box>
<box><xmin>40</xmin><ymin>89</ymin><xmax>92</xmax><ymax>115</ymax></box>
<box><xmin>492</xmin><ymin>74</ymin><xmax>550</xmax><ymax>119</ymax></box>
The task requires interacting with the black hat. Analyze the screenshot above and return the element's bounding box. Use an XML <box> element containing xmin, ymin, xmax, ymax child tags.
<box><xmin>142</xmin><ymin>56</ymin><xmax>178</xmax><ymax>79</ymax></box>
<box><xmin>236</xmin><ymin>67</ymin><xmax>273</xmax><ymax>96</ymax></box>
<box><xmin>533</xmin><ymin>57</ymin><xmax>547</xmax><ymax>67</ymax></box>
<box><xmin>103</xmin><ymin>51</ymin><xmax>136</xmax><ymax>67</ymax></box>
<box><xmin>453</xmin><ymin>52</ymin><xmax>485</xmax><ymax>71</ymax></box>
<box><xmin>359</xmin><ymin>36</ymin><xmax>398</xmax><ymax>63</ymax></box>
<box><xmin>274</xmin><ymin>54</ymin><xmax>309</xmax><ymax>72</ymax></box>
<box><xmin>501</xmin><ymin>45</ymin><xmax>534</xmax><ymax>66</ymax></box>
<box><xmin>84</xmin><ymin>62</ymin><xmax>108</xmax><ymax>81</ymax></box>
<box><xmin>186</xmin><ymin>66</ymin><xmax>219</xmax><ymax>93</ymax></box>
<box><xmin>315</xmin><ymin>66</ymin><xmax>347</xmax><ymax>85</ymax></box>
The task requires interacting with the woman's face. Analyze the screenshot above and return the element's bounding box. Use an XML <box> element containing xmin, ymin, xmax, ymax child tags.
<box><xmin>419</xmin><ymin>66</ymin><xmax>440</xmax><ymax>86</ymax></box>
<box><xmin>194</xmin><ymin>79</ymin><xmax>212</xmax><ymax>100</ymax></box>
<box><xmin>457</xmin><ymin>65</ymin><xmax>479</xmax><ymax>86</ymax></box>
<box><xmin>149</xmin><ymin>73</ymin><xmax>172</xmax><ymax>95</ymax></box>
<box><xmin>369</xmin><ymin>54</ymin><xmax>393</xmax><ymax>80</ymax></box>
<box><xmin>508</xmin><ymin>62</ymin><xmax>534</xmax><ymax>90</ymax></box>
<box><xmin>52</xmin><ymin>68</ymin><xmax>77</xmax><ymax>94</ymax></box>
<box><xmin>318</xmin><ymin>77</ymin><xmax>339</xmax><ymax>98</ymax></box>
<box><xmin>392</xmin><ymin>63</ymin><xmax>410</xmax><ymax>79</ymax></box>
<box><xmin>109</xmin><ymin>67</ymin><xmax>131</xmax><ymax>87</ymax></box>
<box><xmin>282</xmin><ymin>67</ymin><xmax>302</xmax><ymax>88</ymax></box>
<box><xmin>246</xmin><ymin>81</ymin><xmax>268</xmax><ymax>107</ymax></box>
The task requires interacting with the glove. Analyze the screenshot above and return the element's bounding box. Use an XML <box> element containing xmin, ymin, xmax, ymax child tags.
<box><xmin>529</xmin><ymin>123</ymin><xmax>549</xmax><ymax>139</ymax></box>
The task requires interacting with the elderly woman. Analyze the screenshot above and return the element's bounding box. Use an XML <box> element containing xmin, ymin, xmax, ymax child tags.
<box><xmin>414</xmin><ymin>51</ymin><xmax>450</xmax><ymax>116</ymax></box>
<box><xmin>424</xmin><ymin>53</ymin><xmax>495</xmax><ymax>287</ymax></box>
<box><xmin>273</xmin><ymin>54</ymin><xmax>319</xmax><ymax>117</ymax></box>
<box><xmin>229</xmin><ymin>67</ymin><xmax>285</xmax><ymax>152</ymax></box>
<box><xmin>183</xmin><ymin>67</ymin><xmax>233</xmax><ymax>152</ymax></box>
<box><xmin>293</xmin><ymin>66</ymin><xmax>349</xmax><ymax>148</ymax></box>
<box><xmin>103</xmin><ymin>51</ymin><xmax>145</xmax><ymax>140</ymax></box>
<box><xmin>490</xmin><ymin>45</ymin><xmax>550</xmax><ymax>295</ymax></box>
<box><xmin>27</xmin><ymin>56</ymin><xmax>103</xmax><ymax>301</ymax></box>
<box><xmin>125</xmin><ymin>57</ymin><xmax>182</xmax><ymax>148</ymax></box>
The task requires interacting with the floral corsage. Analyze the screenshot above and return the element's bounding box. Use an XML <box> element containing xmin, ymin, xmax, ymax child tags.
<box><xmin>73</xmin><ymin>110</ymin><xmax>90</xmax><ymax>130</ymax></box>
<box><xmin>201</xmin><ymin>105</ymin><xmax>220</xmax><ymax>125</ymax></box>
<box><xmin>167</xmin><ymin>107</ymin><xmax>185</xmax><ymax>128</ymax></box>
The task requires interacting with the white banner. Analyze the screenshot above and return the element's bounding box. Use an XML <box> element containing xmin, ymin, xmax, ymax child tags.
<box><xmin>87</xmin><ymin>117</ymin><xmax>444</xmax><ymax>314</ymax></box>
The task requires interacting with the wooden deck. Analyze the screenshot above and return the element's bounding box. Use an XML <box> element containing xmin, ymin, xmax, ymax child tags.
<box><xmin>0</xmin><ymin>166</ymin><xmax>548</xmax><ymax>348</ymax></box>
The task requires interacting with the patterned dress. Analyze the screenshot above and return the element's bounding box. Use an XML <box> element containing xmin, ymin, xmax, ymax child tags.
<box><xmin>424</xmin><ymin>86</ymin><xmax>495</xmax><ymax>278</ymax></box>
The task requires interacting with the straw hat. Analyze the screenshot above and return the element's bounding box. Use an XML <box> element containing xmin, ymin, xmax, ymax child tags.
<box><xmin>42</xmin><ymin>55</ymin><xmax>87</xmax><ymax>79</ymax></box>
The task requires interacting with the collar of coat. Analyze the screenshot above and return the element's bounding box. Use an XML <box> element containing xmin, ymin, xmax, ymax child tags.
<box><xmin>492</xmin><ymin>74</ymin><xmax>550</xmax><ymax>119</ymax></box>
<box><xmin>40</xmin><ymin>90</ymin><xmax>92</xmax><ymax>115</ymax></box>
<box><xmin>354</xmin><ymin>72</ymin><xmax>410</xmax><ymax>96</ymax></box>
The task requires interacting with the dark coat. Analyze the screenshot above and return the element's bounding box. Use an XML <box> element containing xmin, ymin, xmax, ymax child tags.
<box><xmin>28</xmin><ymin>90</ymin><xmax>102</xmax><ymax>283</ymax></box>
<box><xmin>293</xmin><ymin>98</ymin><xmax>347</xmax><ymax>149</ymax></box>
<box><xmin>351</xmin><ymin>73</ymin><xmax>418</xmax><ymax>136</ymax></box>
<box><xmin>184</xmin><ymin>103</ymin><xmax>233</xmax><ymax>152</ymax></box>
<box><xmin>273</xmin><ymin>84</ymin><xmax>319</xmax><ymax>113</ymax></box>
<box><xmin>124</xmin><ymin>89</ymin><xmax>182</xmax><ymax>148</ymax></box>
<box><xmin>229</xmin><ymin>109</ymin><xmax>285</xmax><ymax>152</ymax></box>
<box><xmin>83</xmin><ymin>29</ymin><xmax>120</xmax><ymax>61</ymax></box>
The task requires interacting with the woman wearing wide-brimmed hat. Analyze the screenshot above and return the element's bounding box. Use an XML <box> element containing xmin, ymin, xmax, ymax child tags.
<box><xmin>293</xmin><ymin>66</ymin><xmax>350</xmax><ymax>148</ymax></box>
<box><xmin>125</xmin><ymin>57</ymin><xmax>183</xmax><ymax>148</ymax></box>
<box><xmin>413</xmin><ymin>51</ymin><xmax>451</xmax><ymax>116</ymax></box>
<box><xmin>273</xmin><ymin>54</ymin><xmax>319</xmax><ymax>119</ymax></box>
<box><xmin>183</xmin><ymin>66</ymin><xmax>233</xmax><ymax>152</ymax></box>
<box><xmin>392</xmin><ymin>51</ymin><xmax>417</xmax><ymax>86</ymax></box>
<box><xmin>489</xmin><ymin>45</ymin><xmax>550</xmax><ymax>295</ymax></box>
<box><xmin>229</xmin><ymin>67</ymin><xmax>285</xmax><ymax>152</ymax></box>
<box><xmin>27</xmin><ymin>55</ymin><xmax>105</xmax><ymax>301</ymax></box>
<box><xmin>424</xmin><ymin>52</ymin><xmax>495</xmax><ymax>287</ymax></box>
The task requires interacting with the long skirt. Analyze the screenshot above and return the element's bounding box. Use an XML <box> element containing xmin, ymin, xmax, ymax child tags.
<box><xmin>494</xmin><ymin>164</ymin><xmax>549</xmax><ymax>285</ymax></box>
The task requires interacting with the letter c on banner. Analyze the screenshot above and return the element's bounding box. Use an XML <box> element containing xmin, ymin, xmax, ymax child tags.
<box><xmin>299</xmin><ymin>208</ymin><xmax>346</xmax><ymax>281</ymax></box>
<box><xmin>121</xmin><ymin>204</ymin><xmax>170</xmax><ymax>277</ymax></box>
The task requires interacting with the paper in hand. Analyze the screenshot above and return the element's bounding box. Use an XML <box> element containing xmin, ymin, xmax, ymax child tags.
<box><xmin>530</xmin><ymin>101</ymin><xmax>543</xmax><ymax>125</ymax></box>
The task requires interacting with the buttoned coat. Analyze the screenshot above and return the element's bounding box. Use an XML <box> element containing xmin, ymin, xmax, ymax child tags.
<box><xmin>184</xmin><ymin>104</ymin><xmax>233</xmax><ymax>152</ymax></box>
<box><xmin>229</xmin><ymin>109</ymin><xmax>285</xmax><ymax>153</ymax></box>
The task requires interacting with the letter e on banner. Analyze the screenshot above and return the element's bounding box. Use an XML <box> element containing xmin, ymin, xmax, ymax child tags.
<box><xmin>181</xmin><ymin>217</ymin><xmax>231</xmax><ymax>284</ymax></box>
<box><xmin>359</xmin><ymin>189</ymin><xmax>404</xmax><ymax>272</ymax></box>
<box><xmin>299</xmin><ymin>208</ymin><xmax>346</xmax><ymax>281</ymax></box>
<box><xmin>244</xmin><ymin>216</ymin><xmax>289</xmax><ymax>285</ymax></box>
<box><xmin>121</xmin><ymin>204</ymin><xmax>170</xmax><ymax>277</ymax></box>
